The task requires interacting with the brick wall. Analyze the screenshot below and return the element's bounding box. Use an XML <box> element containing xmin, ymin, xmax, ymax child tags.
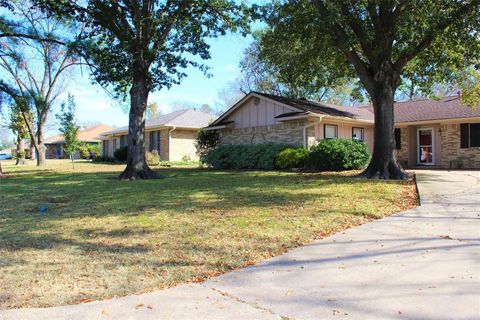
<box><xmin>169</xmin><ymin>129</ymin><xmax>199</xmax><ymax>161</ymax></box>
<box><xmin>396</xmin><ymin>127</ymin><xmax>409</xmax><ymax>167</ymax></box>
<box><xmin>440</xmin><ymin>123</ymin><xmax>480</xmax><ymax>169</ymax></box>
<box><xmin>219</xmin><ymin>121</ymin><xmax>306</xmax><ymax>147</ymax></box>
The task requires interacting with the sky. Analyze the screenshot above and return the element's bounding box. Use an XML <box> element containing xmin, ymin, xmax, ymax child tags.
<box><xmin>57</xmin><ymin>32</ymin><xmax>253</xmax><ymax>129</ymax></box>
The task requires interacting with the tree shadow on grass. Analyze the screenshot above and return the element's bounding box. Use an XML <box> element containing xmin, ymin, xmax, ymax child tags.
<box><xmin>0</xmin><ymin>167</ymin><xmax>405</xmax><ymax>253</ymax></box>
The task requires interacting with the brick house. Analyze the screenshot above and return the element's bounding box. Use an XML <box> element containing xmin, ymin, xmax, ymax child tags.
<box><xmin>206</xmin><ymin>92</ymin><xmax>480</xmax><ymax>169</ymax></box>
<box><xmin>45</xmin><ymin>124</ymin><xmax>114</xmax><ymax>159</ymax></box>
<box><xmin>392</xmin><ymin>96</ymin><xmax>480</xmax><ymax>168</ymax></box>
<box><xmin>99</xmin><ymin>109</ymin><xmax>217</xmax><ymax>161</ymax></box>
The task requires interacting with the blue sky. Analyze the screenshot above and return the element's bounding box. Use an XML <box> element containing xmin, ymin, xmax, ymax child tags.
<box><xmin>58</xmin><ymin>32</ymin><xmax>253</xmax><ymax>129</ymax></box>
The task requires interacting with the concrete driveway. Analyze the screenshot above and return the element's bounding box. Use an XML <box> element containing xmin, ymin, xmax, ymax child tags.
<box><xmin>2</xmin><ymin>170</ymin><xmax>479</xmax><ymax>320</ymax></box>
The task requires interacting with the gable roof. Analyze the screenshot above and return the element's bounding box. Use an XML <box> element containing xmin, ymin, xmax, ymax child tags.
<box><xmin>393</xmin><ymin>95</ymin><xmax>480</xmax><ymax>123</ymax></box>
<box><xmin>45</xmin><ymin>124</ymin><xmax>114</xmax><ymax>144</ymax></box>
<box><xmin>101</xmin><ymin>109</ymin><xmax>217</xmax><ymax>136</ymax></box>
<box><xmin>256</xmin><ymin>92</ymin><xmax>374</xmax><ymax>121</ymax></box>
<box><xmin>209</xmin><ymin>92</ymin><xmax>374</xmax><ymax>127</ymax></box>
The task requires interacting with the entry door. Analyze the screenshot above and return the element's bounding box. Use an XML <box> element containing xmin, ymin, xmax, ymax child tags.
<box><xmin>417</xmin><ymin>128</ymin><xmax>434</xmax><ymax>165</ymax></box>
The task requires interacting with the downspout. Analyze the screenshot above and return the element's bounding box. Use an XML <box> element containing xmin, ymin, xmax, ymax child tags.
<box><xmin>303</xmin><ymin>116</ymin><xmax>323</xmax><ymax>148</ymax></box>
<box><xmin>168</xmin><ymin>126</ymin><xmax>176</xmax><ymax>161</ymax></box>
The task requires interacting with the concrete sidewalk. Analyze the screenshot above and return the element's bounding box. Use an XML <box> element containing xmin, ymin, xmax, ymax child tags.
<box><xmin>2</xmin><ymin>171</ymin><xmax>479</xmax><ymax>320</ymax></box>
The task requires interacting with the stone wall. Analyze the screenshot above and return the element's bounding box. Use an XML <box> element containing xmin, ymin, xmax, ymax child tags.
<box><xmin>440</xmin><ymin>123</ymin><xmax>480</xmax><ymax>169</ymax></box>
<box><xmin>219</xmin><ymin>121</ymin><xmax>306</xmax><ymax>147</ymax></box>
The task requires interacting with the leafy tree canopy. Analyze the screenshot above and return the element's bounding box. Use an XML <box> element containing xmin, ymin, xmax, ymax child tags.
<box><xmin>256</xmin><ymin>1</ymin><xmax>480</xmax><ymax>106</ymax></box>
<box><xmin>41</xmin><ymin>1</ymin><xmax>249</xmax><ymax>98</ymax></box>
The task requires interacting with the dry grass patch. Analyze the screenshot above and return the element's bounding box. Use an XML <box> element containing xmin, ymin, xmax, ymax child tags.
<box><xmin>0</xmin><ymin>160</ymin><xmax>418</xmax><ymax>308</ymax></box>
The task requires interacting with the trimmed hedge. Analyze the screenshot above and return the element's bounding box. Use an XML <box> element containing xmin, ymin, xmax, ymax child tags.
<box><xmin>276</xmin><ymin>147</ymin><xmax>309</xmax><ymax>169</ymax></box>
<box><xmin>202</xmin><ymin>140</ymin><xmax>370</xmax><ymax>171</ymax></box>
<box><xmin>202</xmin><ymin>144</ymin><xmax>290</xmax><ymax>170</ymax></box>
<box><xmin>114</xmin><ymin>146</ymin><xmax>128</xmax><ymax>162</ymax></box>
<box><xmin>306</xmin><ymin>139</ymin><xmax>370</xmax><ymax>171</ymax></box>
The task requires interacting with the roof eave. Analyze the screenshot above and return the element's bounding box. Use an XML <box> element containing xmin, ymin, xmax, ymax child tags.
<box><xmin>395</xmin><ymin>116</ymin><xmax>480</xmax><ymax>126</ymax></box>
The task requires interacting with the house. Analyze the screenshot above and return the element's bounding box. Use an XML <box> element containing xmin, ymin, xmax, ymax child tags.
<box><xmin>206</xmin><ymin>92</ymin><xmax>480</xmax><ymax>169</ymax></box>
<box><xmin>45</xmin><ymin>124</ymin><xmax>114</xmax><ymax>159</ymax></box>
<box><xmin>392</xmin><ymin>96</ymin><xmax>480</xmax><ymax>168</ymax></box>
<box><xmin>206</xmin><ymin>92</ymin><xmax>375</xmax><ymax>152</ymax></box>
<box><xmin>99</xmin><ymin>109</ymin><xmax>217</xmax><ymax>161</ymax></box>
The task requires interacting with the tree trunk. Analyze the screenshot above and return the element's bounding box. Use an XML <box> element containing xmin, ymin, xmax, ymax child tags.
<box><xmin>36</xmin><ymin>122</ymin><xmax>46</xmax><ymax>167</ymax></box>
<box><xmin>118</xmin><ymin>74</ymin><xmax>160</xmax><ymax>180</ymax></box>
<box><xmin>30</xmin><ymin>143</ymin><xmax>35</xmax><ymax>161</ymax></box>
<box><xmin>16</xmin><ymin>136</ymin><xmax>25</xmax><ymax>165</ymax></box>
<box><xmin>362</xmin><ymin>83</ymin><xmax>407</xmax><ymax>180</ymax></box>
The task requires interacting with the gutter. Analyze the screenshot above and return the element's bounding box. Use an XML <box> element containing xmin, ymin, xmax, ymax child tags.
<box><xmin>303</xmin><ymin>116</ymin><xmax>323</xmax><ymax>148</ymax></box>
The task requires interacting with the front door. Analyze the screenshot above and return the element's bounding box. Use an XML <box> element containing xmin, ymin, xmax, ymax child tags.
<box><xmin>417</xmin><ymin>128</ymin><xmax>434</xmax><ymax>165</ymax></box>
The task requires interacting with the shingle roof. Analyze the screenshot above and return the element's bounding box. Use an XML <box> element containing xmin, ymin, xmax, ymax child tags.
<box><xmin>101</xmin><ymin>109</ymin><xmax>217</xmax><ymax>136</ymax></box>
<box><xmin>253</xmin><ymin>92</ymin><xmax>374</xmax><ymax>121</ymax></box>
<box><xmin>45</xmin><ymin>124</ymin><xmax>114</xmax><ymax>144</ymax></box>
<box><xmin>393</xmin><ymin>95</ymin><xmax>480</xmax><ymax>123</ymax></box>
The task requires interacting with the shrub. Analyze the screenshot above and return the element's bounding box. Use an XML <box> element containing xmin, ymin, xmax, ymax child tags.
<box><xmin>78</xmin><ymin>145</ymin><xmax>90</xmax><ymax>159</ymax></box>
<box><xmin>146</xmin><ymin>150</ymin><xmax>160</xmax><ymax>166</ymax></box>
<box><xmin>195</xmin><ymin>129</ymin><xmax>219</xmax><ymax>161</ymax></box>
<box><xmin>202</xmin><ymin>144</ymin><xmax>290</xmax><ymax>170</ymax></box>
<box><xmin>93</xmin><ymin>156</ymin><xmax>115</xmax><ymax>163</ymax></box>
<box><xmin>114</xmin><ymin>146</ymin><xmax>128</xmax><ymax>162</ymax></box>
<box><xmin>275</xmin><ymin>147</ymin><xmax>309</xmax><ymax>169</ymax></box>
<box><xmin>306</xmin><ymin>139</ymin><xmax>370</xmax><ymax>171</ymax></box>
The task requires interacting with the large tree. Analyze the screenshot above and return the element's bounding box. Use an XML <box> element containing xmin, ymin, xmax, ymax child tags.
<box><xmin>258</xmin><ymin>1</ymin><xmax>480</xmax><ymax>179</ymax></box>
<box><xmin>0</xmin><ymin>0</ymin><xmax>79</xmax><ymax>166</ymax></box>
<box><xmin>41</xmin><ymin>1</ymin><xmax>248</xmax><ymax>180</ymax></box>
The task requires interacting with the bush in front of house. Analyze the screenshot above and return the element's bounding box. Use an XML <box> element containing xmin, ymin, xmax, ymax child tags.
<box><xmin>114</xmin><ymin>146</ymin><xmax>128</xmax><ymax>162</ymax></box>
<box><xmin>146</xmin><ymin>150</ymin><xmax>160</xmax><ymax>166</ymax></box>
<box><xmin>195</xmin><ymin>129</ymin><xmax>219</xmax><ymax>161</ymax></box>
<box><xmin>306</xmin><ymin>139</ymin><xmax>370</xmax><ymax>171</ymax></box>
<box><xmin>78</xmin><ymin>143</ymin><xmax>101</xmax><ymax>159</ymax></box>
<box><xmin>275</xmin><ymin>147</ymin><xmax>309</xmax><ymax>169</ymax></box>
<box><xmin>202</xmin><ymin>144</ymin><xmax>290</xmax><ymax>170</ymax></box>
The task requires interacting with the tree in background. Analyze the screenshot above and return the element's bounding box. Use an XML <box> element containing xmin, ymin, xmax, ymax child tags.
<box><xmin>215</xmin><ymin>81</ymin><xmax>245</xmax><ymax>112</ymax></box>
<box><xmin>0</xmin><ymin>0</ymin><xmax>80</xmax><ymax>166</ymax></box>
<box><xmin>146</xmin><ymin>102</ymin><xmax>162</xmax><ymax>120</ymax></box>
<box><xmin>9</xmin><ymin>103</ymin><xmax>31</xmax><ymax>165</ymax></box>
<box><xmin>235</xmin><ymin>39</ymin><xmax>369</xmax><ymax>105</ymax></box>
<box><xmin>56</xmin><ymin>94</ymin><xmax>80</xmax><ymax>164</ymax></box>
<box><xmin>258</xmin><ymin>1</ymin><xmax>480</xmax><ymax>179</ymax></box>
<box><xmin>41</xmin><ymin>1</ymin><xmax>249</xmax><ymax>180</ymax></box>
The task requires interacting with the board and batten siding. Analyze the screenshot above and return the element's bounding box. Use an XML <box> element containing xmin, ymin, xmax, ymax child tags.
<box><xmin>227</xmin><ymin>96</ymin><xmax>298</xmax><ymax>129</ymax></box>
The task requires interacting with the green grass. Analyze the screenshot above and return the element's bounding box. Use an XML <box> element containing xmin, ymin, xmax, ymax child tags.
<box><xmin>0</xmin><ymin>160</ymin><xmax>417</xmax><ymax>308</ymax></box>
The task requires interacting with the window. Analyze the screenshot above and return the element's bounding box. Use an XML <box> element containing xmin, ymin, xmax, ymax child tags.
<box><xmin>102</xmin><ymin>140</ymin><xmax>109</xmax><ymax>157</ymax></box>
<box><xmin>149</xmin><ymin>131</ymin><xmax>161</xmax><ymax>152</ymax></box>
<box><xmin>113</xmin><ymin>138</ymin><xmax>117</xmax><ymax>151</ymax></box>
<box><xmin>324</xmin><ymin>124</ymin><xmax>338</xmax><ymax>139</ymax></box>
<box><xmin>460</xmin><ymin>123</ymin><xmax>480</xmax><ymax>148</ymax></box>
<box><xmin>156</xmin><ymin>131</ymin><xmax>161</xmax><ymax>153</ymax></box>
<box><xmin>120</xmin><ymin>135</ymin><xmax>127</xmax><ymax>148</ymax></box>
<box><xmin>352</xmin><ymin>127</ymin><xmax>364</xmax><ymax>142</ymax></box>
<box><xmin>394</xmin><ymin>128</ymin><xmax>402</xmax><ymax>150</ymax></box>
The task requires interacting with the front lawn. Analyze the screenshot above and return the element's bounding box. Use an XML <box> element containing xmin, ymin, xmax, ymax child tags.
<box><xmin>0</xmin><ymin>160</ymin><xmax>418</xmax><ymax>308</ymax></box>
